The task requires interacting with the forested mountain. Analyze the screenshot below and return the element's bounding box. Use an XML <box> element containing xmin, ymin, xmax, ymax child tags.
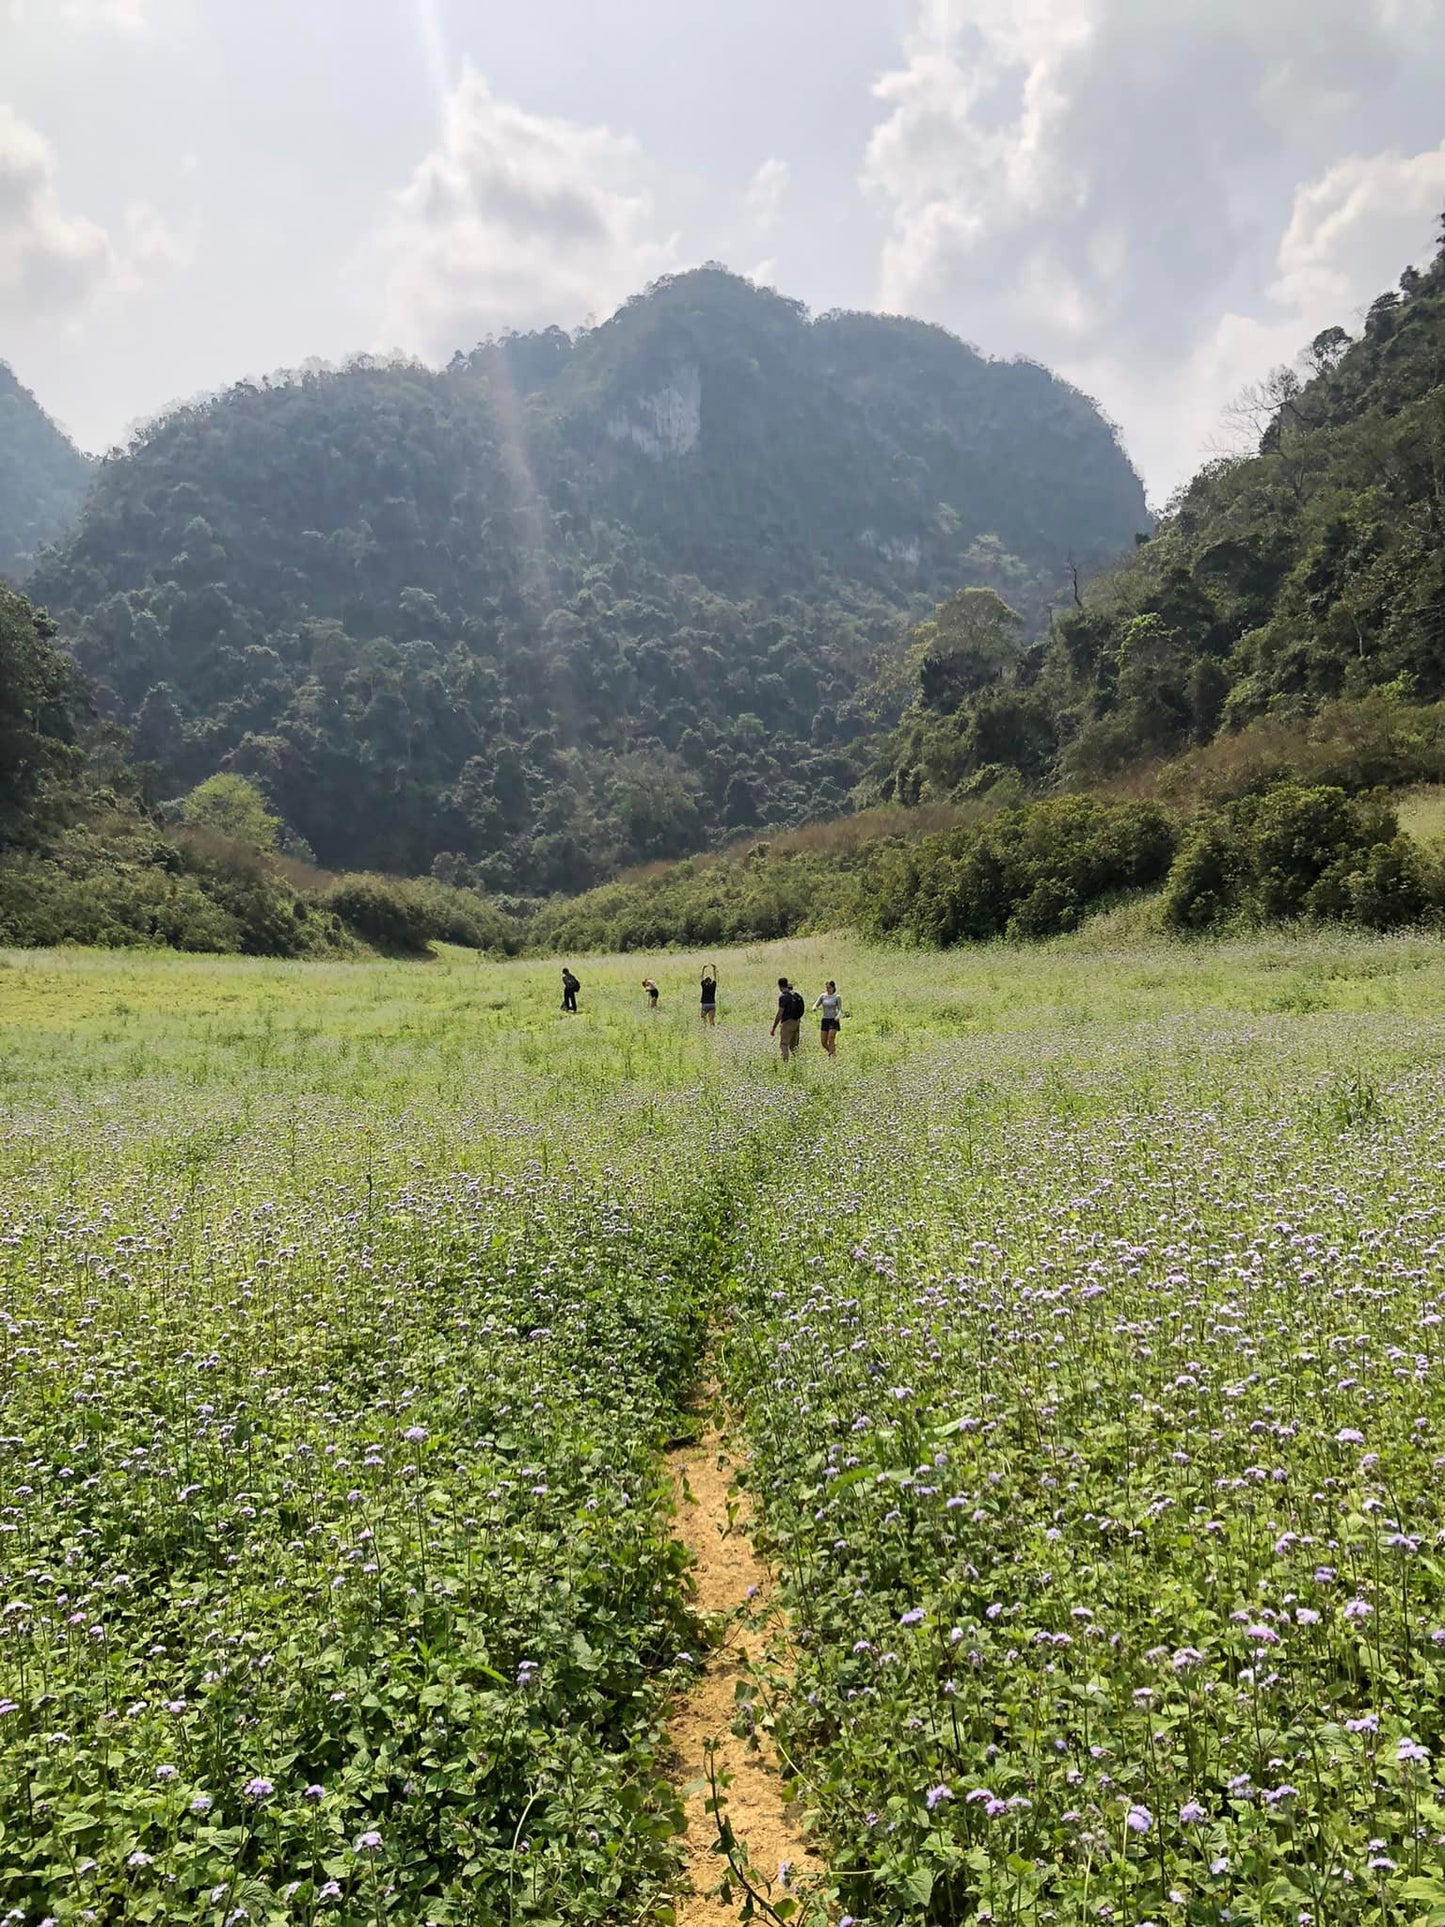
<box><xmin>0</xmin><ymin>362</ymin><xmax>91</xmax><ymax>583</ymax></box>
<box><xmin>876</xmin><ymin>220</ymin><xmax>1445</xmax><ymax>804</ymax></box>
<box><xmin>30</xmin><ymin>269</ymin><xmax>1146</xmax><ymax>890</ymax></box>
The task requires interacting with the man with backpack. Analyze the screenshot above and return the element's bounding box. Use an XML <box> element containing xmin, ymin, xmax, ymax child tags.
<box><xmin>771</xmin><ymin>977</ymin><xmax>805</xmax><ymax>1060</ymax></box>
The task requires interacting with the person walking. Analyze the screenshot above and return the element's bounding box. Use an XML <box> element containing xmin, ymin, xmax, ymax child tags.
<box><xmin>770</xmin><ymin>977</ymin><xmax>805</xmax><ymax>1061</ymax></box>
<box><xmin>642</xmin><ymin>976</ymin><xmax>660</xmax><ymax>1011</ymax></box>
<box><xmin>561</xmin><ymin>967</ymin><xmax>580</xmax><ymax>1013</ymax></box>
<box><xmin>700</xmin><ymin>965</ymin><xmax>718</xmax><ymax>1026</ymax></box>
<box><xmin>814</xmin><ymin>980</ymin><xmax>843</xmax><ymax>1055</ymax></box>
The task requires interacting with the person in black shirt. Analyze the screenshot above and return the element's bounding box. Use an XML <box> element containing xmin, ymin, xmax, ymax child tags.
<box><xmin>561</xmin><ymin>967</ymin><xmax>580</xmax><ymax>1013</ymax></box>
<box><xmin>700</xmin><ymin>965</ymin><xmax>718</xmax><ymax>1026</ymax></box>
<box><xmin>770</xmin><ymin>977</ymin><xmax>804</xmax><ymax>1060</ymax></box>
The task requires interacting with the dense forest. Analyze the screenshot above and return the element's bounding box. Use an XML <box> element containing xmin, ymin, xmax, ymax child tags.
<box><xmin>27</xmin><ymin>269</ymin><xmax>1147</xmax><ymax>892</ymax></box>
<box><xmin>0</xmin><ymin>362</ymin><xmax>91</xmax><ymax>584</ymax></box>
<box><xmin>874</xmin><ymin>216</ymin><xmax>1445</xmax><ymax>806</ymax></box>
<box><xmin>0</xmin><ymin>581</ymin><xmax>521</xmax><ymax>956</ymax></box>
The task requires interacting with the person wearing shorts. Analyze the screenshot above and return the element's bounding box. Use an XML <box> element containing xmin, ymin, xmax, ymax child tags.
<box><xmin>814</xmin><ymin>980</ymin><xmax>842</xmax><ymax>1055</ymax></box>
<box><xmin>700</xmin><ymin>966</ymin><xmax>718</xmax><ymax>1026</ymax></box>
<box><xmin>642</xmin><ymin>977</ymin><xmax>660</xmax><ymax>1011</ymax></box>
<box><xmin>771</xmin><ymin>977</ymin><xmax>804</xmax><ymax>1060</ymax></box>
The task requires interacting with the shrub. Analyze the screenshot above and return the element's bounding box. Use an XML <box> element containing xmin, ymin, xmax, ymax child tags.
<box><xmin>861</xmin><ymin>796</ymin><xmax>1179</xmax><ymax>946</ymax></box>
<box><xmin>325</xmin><ymin>873</ymin><xmax>520</xmax><ymax>956</ymax></box>
<box><xmin>1161</xmin><ymin>784</ymin><xmax>1432</xmax><ymax>932</ymax></box>
<box><xmin>0</xmin><ymin>812</ymin><xmax>352</xmax><ymax>956</ymax></box>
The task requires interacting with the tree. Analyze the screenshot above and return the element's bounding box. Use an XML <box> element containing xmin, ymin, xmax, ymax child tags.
<box><xmin>910</xmin><ymin>587</ymin><xmax>1023</xmax><ymax>712</ymax></box>
<box><xmin>179</xmin><ymin>772</ymin><xmax>283</xmax><ymax>850</ymax></box>
<box><xmin>0</xmin><ymin>584</ymin><xmax>84</xmax><ymax>845</ymax></box>
<box><xmin>1306</xmin><ymin>327</ymin><xmax>1351</xmax><ymax>376</ymax></box>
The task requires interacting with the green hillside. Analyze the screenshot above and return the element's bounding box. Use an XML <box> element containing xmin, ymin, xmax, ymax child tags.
<box><xmin>874</xmin><ymin>220</ymin><xmax>1445</xmax><ymax>804</ymax></box>
<box><xmin>29</xmin><ymin>269</ymin><xmax>1146</xmax><ymax>891</ymax></box>
<box><xmin>0</xmin><ymin>361</ymin><xmax>91</xmax><ymax>583</ymax></box>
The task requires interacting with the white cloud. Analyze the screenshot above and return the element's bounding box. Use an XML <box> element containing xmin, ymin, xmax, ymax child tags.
<box><xmin>745</xmin><ymin>157</ymin><xmax>790</xmax><ymax>231</ymax></box>
<box><xmin>1272</xmin><ymin>144</ymin><xmax>1445</xmax><ymax>317</ymax></box>
<box><xmin>862</xmin><ymin>0</ymin><xmax>1445</xmax><ymax>495</ymax></box>
<box><xmin>376</xmin><ymin>65</ymin><xmax>680</xmax><ymax>358</ymax></box>
<box><xmin>1145</xmin><ymin>142</ymin><xmax>1445</xmax><ymax>489</ymax></box>
<box><xmin>0</xmin><ymin>104</ymin><xmax>113</xmax><ymax>318</ymax></box>
<box><xmin>0</xmin><ymin>105</ymin><xmax>181</xmax><ymax>323</ymax></box>
<box><xmin>115</xmin><ymin>197</ymin><xmax>188</xmax><ymax>293</ymax></box>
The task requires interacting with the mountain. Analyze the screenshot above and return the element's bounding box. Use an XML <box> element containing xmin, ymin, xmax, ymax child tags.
<box><xmin>463</xmin><ymin>272</ymin><xmax>1144</xmax><ymax>596</ymax></box>
<box><xmin>874</xmin><ymin>220</ymin><xmax>1445</xmax><ymax>805</ymax></box>
<box><xmin>0</xmin><ymin>362</ymin><xmax>91</xmax><ymax>583</ymax></box>
<box><xmin>30</xmin><ymin>268</ymin><xmax>1147</xmax><ymax>891</ymax></box>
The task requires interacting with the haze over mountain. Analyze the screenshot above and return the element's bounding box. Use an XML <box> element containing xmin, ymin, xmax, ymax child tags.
<box><xmin>0</xmin><ymin>363</ymin><xmax>91</xmax><ymax>584</ymax></box>
<box><xmin>31</xmin><ymin>268</ymin><xmax>1147</xmax><ymax>891</ymax></box>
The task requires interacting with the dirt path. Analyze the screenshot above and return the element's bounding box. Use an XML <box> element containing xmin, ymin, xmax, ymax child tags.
<box><xmin>666</xmin><ymin>1402</ymin><xmax>825</xmax><ymax>1924</ymax></box>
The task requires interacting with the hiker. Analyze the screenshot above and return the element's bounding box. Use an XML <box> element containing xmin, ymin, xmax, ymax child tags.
<box><xmin>770</xmin><ymin>977</ymin><xmax>805</xmax><ymax>1061</ymax></box>
<box><xmin>642</xmin><ymin>976</ymin><xmax>660</xmax><ymax>1011</ymax></box>
<box><xmin>561</xmin><ymin>967</ymin><xmax>580</xmax><ymax>1013</ymax></box>
<box><xmin>700</xmin><ymin>965</ymin><xmax>718</xmax><ymax>1026</ymax></box>
<box><xmin>814</xmin><ymin>979</ymin><xmax>843</xmax><ymax>1055</ymax></box>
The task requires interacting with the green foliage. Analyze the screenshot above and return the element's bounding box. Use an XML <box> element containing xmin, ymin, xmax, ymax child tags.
<box><xmin>1161</xmin><ymin>783</ymin><xmax>1431</xmax><ymax>931</ymax></box>
<box><xmin>910</xmin><ymin>587</ymin><xmax>1024</xmax><ymax>713</ymax></box>
<box><xmin>0</xmin><ymin>815</ymin><xmax>345</xmax><ymax>955</ymax></box>
<box><xmin>530</xmin><ymin>845</ymin><xmax>859</xmax><ymax>955</ymax></box>
<box><xmin>524</xmin><ymin>806</ymin><xmax>990</xmax><ymax>955</ymax></box>
<box><xmin>0</xmin><ymin>360</ymin><xmax>90</xmax><ymax>582</ymax></box>
<box><xmin>0</xmin><ymin>582</ymin><xmax>85</xmax><ymax>843</ymax></box>
<box><xmin>1153</xmin><ymin>692</ymin><xmax>1445</xmax><ymax>809</ymax></box>
<box><xmin>324</xmin><ymin>871</ymin><xmax>521</xmax><ymax>956</ymax></box>
<box><xmin>872</xmin><ymin>227</ymin><xmax>1445</xmax><ymax>807</ymax></box>
<box><xmin>179</xmin><ymin>771</ymin><xmax>283</xmax><ymax>849</ymax></box>
<box><xmin>862</xmin><ymin>795</ymin><xmax>1179</xmax><ymax>945</ymax></box>
<box><xmin>0</xmin><ymin>797</ymin><xmax>520</xmax><ymax>958</ymax></box>
<box><xmin>30</xmin><ymin>272</ymin><xmax>1145</xmax><ymax>892</ymax></box>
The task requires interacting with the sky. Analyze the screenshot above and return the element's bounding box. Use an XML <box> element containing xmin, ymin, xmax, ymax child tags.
<box><xmin>2</xmin><ymin>0</ymin><xmax>1443</xmax><ymax>503</ymax></box>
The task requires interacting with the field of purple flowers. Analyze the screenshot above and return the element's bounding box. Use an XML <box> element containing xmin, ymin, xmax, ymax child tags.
<box><xmin>6</xmin><ymin>936</ymin><xmax>1445</xmax><ymax>1924</ymax></box>
<box><xmin>0</xmin><ymin>948</ymin><xmax>823</xmax><ymax>1924</ymax></box>
<box><xmin>730</xmin><ymin>1012</ymin><xmax>1445</xmax><ymax>1925</ymax></box>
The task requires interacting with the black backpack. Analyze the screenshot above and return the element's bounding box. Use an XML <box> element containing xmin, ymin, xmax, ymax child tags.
<box><xmin>784</xmin><ymin>989</ymin><xmax>805</xmax><ymax>1020</ymax></box>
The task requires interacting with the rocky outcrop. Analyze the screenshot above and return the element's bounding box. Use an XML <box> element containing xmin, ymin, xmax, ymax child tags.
<box><xmin>605</xmin><ymin>362</ymin><xmax>702</xmax><ymax>459</ymax></box>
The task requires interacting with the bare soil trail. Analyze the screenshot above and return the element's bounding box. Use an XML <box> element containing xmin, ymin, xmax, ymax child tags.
<box><xmin>666</xmin><ymin>1399</ymin><xmax>825</xmax><ymax>1924</ymax></box>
